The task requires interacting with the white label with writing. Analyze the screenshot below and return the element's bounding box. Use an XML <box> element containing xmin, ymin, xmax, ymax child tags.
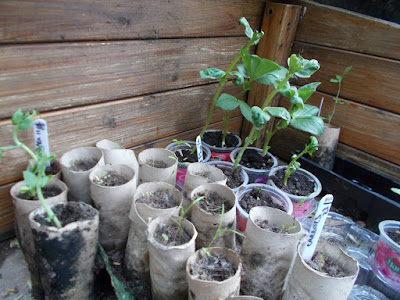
<box><xmin>301</xmin><ymin>194</ymin><xmax>334</xmax><ymax>261</ymax></box>
<box><xmin>196</xmin><ymin>135</ymin><xmax>204</xmax><ymax>163</ymax></box>
<box><xmin>33</xmin><ymin>119</ymin><xmax>50</xmax><ymax>166</ymax></box>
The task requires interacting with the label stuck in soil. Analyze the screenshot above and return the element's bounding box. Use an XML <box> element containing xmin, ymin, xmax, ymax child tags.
<box><xmin>196</xmin><ymin>136</ymin><xmax>204</xmax><ymax>163</ymax></box>
<box><xmin>33</xmin><ymin>119</ymin><xmax>50</xmax><ymax>166</ymax></box>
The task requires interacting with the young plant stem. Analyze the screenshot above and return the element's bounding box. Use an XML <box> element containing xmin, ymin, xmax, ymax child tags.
<box><xmin>1</xmin><ymin>126</ymin><xmax>38</xmax><ymax>162</ymax></box>
<box><xmin>328</xmin><ymin>79</ymin><xmax>342</xmax><ymax>126</ymax></box>
<box><xmin>283</xmin><ymin>146</ymin><xmax>306</xmax><ymax>186</ymax></box>
<box><xmin>36</xmin><ymin>183</ymin><xmax>62</xmax><ymax>228</ymax></box>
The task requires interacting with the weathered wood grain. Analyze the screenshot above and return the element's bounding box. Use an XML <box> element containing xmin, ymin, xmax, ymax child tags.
<box><xmin>286</xmin><ymin>0</ymin><xmax>400</xmax><ymax>60</ymax></box>
<box><xmin>0</xmin><ymin>84</ymin><xmax>243</xmax><ymax>185</ymax></box>
<box><xmin>292</xmin><ymin>42</ymin><xmax>400</xmax><ymax>114</ymax></box>
<box><xmin>0</xmin><ymin>37</ymin><xmax>252</xmax><ymax>120</ymax></box>
<box><xmin>0</xmin><ymin>0</ymin><xmax>265</xmax><ymax>42</ymax></box>
<box><xmin>242</xmin><ymin>2</ymin><xmax>301</xmax><ymax>145</ymax></box>
<box><xmin>277</xmin><ymin>91</ymin><xmax>400</xmax><ymax>165</ymax></box>
<box><xmin>0</xmin><ymin>117</ymin><xmax>243</xmax><ymax>241</ymax></box>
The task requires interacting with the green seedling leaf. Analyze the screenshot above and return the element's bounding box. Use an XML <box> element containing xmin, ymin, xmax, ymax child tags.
<box><xmin>288</xmin><ymin>54</ymin><xmax>302</xmax><ymax>74</ymax></box>
<box><xmin>239</xmin><ymin>17</ymin><xmax>253</xmax><ymax>39</ymax></box>
<box><xmin>39</xmin><ymin>175</ymin><xmax>52</xmax><ymax>188</ymax></box>
<box><xmin>264</xmin><ymin>107</ymin><xmax>290</xmax><ymax>121</ymax></box>
<box><xmin>19</xmin><ymin>185</ymin><xmax>31</xmax><ymax>194</ymax></box>
<box><xmin>23</xmin><ymin>171</ymin><xmax>37</xmax><ymax>189</ymax></box>
<box><xmin>239</xmin><ymin>17</ymin><xmax>250</xmax><ymax>28</ymax></box>
<box><xmin>202</xmin><ymin>247</ymin><xmax>211</xmax><ymax>257</ymax></box>
<box><xmin>294</xmin><ymin>56</ymin><xmax>320</xmax><ymax>78</ymax></box>
<box><xmin>239</xmin><ymin>101</ymin><xmax>252</xmax><ymax>123</ymax></box>
<box><xmin>11</xmin><ymin>109</ymin><xmax>24</xmax><ymax>125</ymax></box>
<box><xmin>291</xmin><ymin>105</ymin><xmax>324</xmax><ymax>135</ymax></box>
<box><xmin>242</xmin><ymin>55</ymin><xmax>283</xmax><ymax>84</ymax></box>
<box><xmin>330</xmin><ymin>79</ymin><xmax>339</xmax><ymax>83</ymax></box>
<box><xmin>200</xmin><ymin>68</ymin><xmax>226</xmax><ymax>79</ymax></box>
<box><xmin>17</xmin><ymin>118</ymin><xmax>34</xmax><ymax>131</ymax></box>
<box><xmin>162</xmin><ymin>234</ymin><xmax>169</xmax><ymax>244</ymax></box>
<box><xmin>237</xmin><ymin>62</ymin><xmax>249</xmax><ymax>79</ymax></box>
<box><xmin>343</xmin><ymin>66</ymin><xmax>352</xmax><ymax>76</ymax></box>
<box><xmin>216</xmin><ymin>94</ymin><xmax>239</xmax><ymax>111</ymax></box>
<box><xmin>336</xmin><ymin>74</ymin><xmax>342</xmax><ymax>82</ymax></box>
<box><xmin>251</xmin><ymin>106</ymin><xmax>270</xmax><ymax>130</ymax></box>
<box><xmin>298</xmin><ymin>82</ymin><xmax>321</xmax><ymax>103</ymax></box>
<box><xmin>229</xmin><ymin>71</ymin><xmax>244</xmax><ymax>86</ymax></box>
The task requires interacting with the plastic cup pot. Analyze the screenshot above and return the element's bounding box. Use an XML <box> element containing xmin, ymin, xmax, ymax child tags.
<box><xmin>373</xmin><ymin>220</ymin><xmax>400</xmax><ymax>292</ymax></box>
<box><xmin>207</xmin><ymin>161</ymin><xmax>249</xmax><ymax>194</ymax></box>
<box><xmin>236</xmin><ymin>184</ymin><xmax>293</xmax><ymax>233</ymax></box>
<box><xmin>240</xmin><ymin>207</ymin><xmax>305</xmax><ymax>300</ymax></box>
<box><xmin>201</xmin><ymin>129</ymin><xmax>242</xmax><ymax>161</ymax></box>
<box><xmin>166</xmin><ymin>141</ymin><xmax>211</xmax><ymax>190</ymax></box>
<box><xmin>230</xmin><ymin>147</ymin><xmax>278</xmax><ymax>184</ymax></box>
<box><xmin>268</xmin><ymin>166</ymin><xmax>322</xmax><ymax>221</ymax></box>
<box><xmin>283</xmin><ymin>240</ymin><xmax>359</xmax><ymax>300</ymax></box>
<box><xmin>186</xmin><ymin>247</ymin><xmax>242</xmax><ymax>300</ymax></box>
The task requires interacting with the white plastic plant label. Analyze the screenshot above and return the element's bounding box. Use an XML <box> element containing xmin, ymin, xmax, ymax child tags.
<box><xmin>196</xmin><ymin>135</ymin><xmax>204</xmax><ymax>163</ymax></box>
<box><xmin>302</xmin><ymin>194</ymin><xmax>334</xmax><ymax>261</ymax></box>
<box><xmin>33</xmin><ymin>119</ymin><xmax>50</xmax><ymax>166</ymax></box>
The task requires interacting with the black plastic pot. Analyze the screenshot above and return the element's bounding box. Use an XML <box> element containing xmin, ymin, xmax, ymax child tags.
<box><xmin>298</xmin><ymin>155</ymin><xmax>400</xmax><ymax>232</ymax></box>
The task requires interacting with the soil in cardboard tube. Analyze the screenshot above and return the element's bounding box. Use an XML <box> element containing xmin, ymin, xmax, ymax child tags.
<box><xmin>237</xmin><ymin>149</ymin><xmax>273</xmax><ymax>169</ymax></box>
<box><xmin>153</xmin><ymin>223</ymin><xmax>191</xmax><ymax>246</ymax></box>
<box><xmin>195</xmin><ymin>191</ymin><xmax>233</xmax><ymax>214</ymax></box>
<box><xmin>34</xmin><ymin>202</ymin><xmax>97</xmax><ymax>227</ymax></box>
<box><xmin>18</xmin><ymin>186</ymin><xmax>62</xmax><ymax>201</ymax></box>
<box><xmin>271</xmin><ymin>168</ymin><xmax>315</xmax><ymax>196</ymax></box>
<box><xmin>175</xmin><ymin>149</ymin><xmax>206</xmax><ymax>163</ymax></box>
<box><xmin>219</xmin><ymin>166</ymin><xmax>244</xmax><ymax>189</ymax></box>
<box><xmin>95</xmin><ymin>171</ymin><xmax>129</xmax><ymax>186</ymax></box>
<box><xmin>239</xmin><ymin>187</ymin><xmax>285</xmax><ymax>214</ymax></box>
<box><xmin>190</xmin><ymin>250</ymin><xmax>236</xmax><ymax>282</ymax></box>
<box><xmin>254</xmin><ymin>219</ymin><xmax>292</xmax><ymax>234</ymax></box>
<box><xmin>203</xmin><ymin>131</ymin><xmax>239</xmax><ymax>148</ymax></box>
<box><xmin>145</xmin><ymin>159</ymin><xmax>168</xmax><ymax>168</ymax></box>
<box><xmin>387</xmin><ymin>229</ymin><xmax>400</xmax><ymax>243</ymax></box>
<box><xmin>70</xmin><ymin>158</ymin><xmax>98</xmax><ymax>172</ymax></box>
<box><xmin>306</xmin><ymin>251</ymin><xmax>351</xmax><ymax>277</ymax></box>
<box><xmin>45</xmin><ymin>160</ymin><xmax>61</xmax><ymax>175</ymax></box>
<box><xmin>136</xmin><ymin>190</ymin><xmax>177</xmax><ymax>209</ymax></box>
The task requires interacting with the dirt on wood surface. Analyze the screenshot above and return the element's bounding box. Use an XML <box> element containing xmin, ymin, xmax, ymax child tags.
<box><xmin>18</xmin><ymin>186</ymin><xmax>62</xmax><ymax>201</ymax></box>
<box><xmin>387</xmin><ymin>229</ymin><xmax>400</xmax><ymax>243</ymax></box>
<box><xmin>70</xmin><ymin>158</ymin><xmax>98</xmax><ymax>172</ymax></box>
<box><xmin>136</xmin><ymin>190</ymin><xmax>177</xmax><ymax>209</ymax></box>
<box><xmin>195</xmin><ymin>191</ymin><xmax>233</xmax><ymax>214</ymax></box>
<box><xmin>145</xmin><ymin>159</ymin><xmax>167</xmax><ymax>168</ymax></box>
<box><xmin>271</xmin><ymin>168</ymin><xmax>315</xmax><ymax>197</ymax></box>
<box><xmin>34</xmin><ymin>202</ymin><xmax>97</xmax><ymax>227</ymax></box>
<box><xmin>94</xmin><ymin>171</ymin><xmax>128</xmax><ymax>186</ymax></box>
<box><xmin>239</xmin><ymin>187</ymin><xmax>285</xmax><ymax>214</ymax></box>
<box><xmin>219</xmin><ymin>166</ymin><xmax>244</xmax><ymax>189</ymax></box>
<box><xmin>203</xmin><ymin>131</ymin><xmax>239</xmax><ymax>148</ymax></box>
<box><xmin>153</xmin><ymin>223</ymin><xmax>191</xmax><ymax>246</ymax></box>
<box><xmin>306</xmin><ymin>251</ymin><xmax>352</xmax><ymax>277</ymax></box>
<box><xmin>189</xmin><ymin>250</ymin><xmax>236</xmax><ymax>282</ymax></box>
<box><xmin>237</xmin><ymin>149</ymin><xmax>273</xmax><ymax>170</ymax></box>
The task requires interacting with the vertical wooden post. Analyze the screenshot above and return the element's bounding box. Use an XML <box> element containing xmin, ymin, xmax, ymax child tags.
<box><xmin>241</xmin><ymin>2</ymin><xmax>302</xmax><ymax>147</ymax></box>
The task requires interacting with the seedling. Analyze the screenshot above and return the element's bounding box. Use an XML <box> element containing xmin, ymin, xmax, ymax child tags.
<box><xmin>161</xmin><ymin>233</ymin><xmax>169</xmax><ymax>245</ymax></box>
<box><xmin>327</xmin><ymin>66</ymin><xmax>351</xmax><ymax>125</ymax></box>
<box><xmin>172</xmin><ymin>139</ymin><xmax>191</xmax><ymax>155</ymax></box>
<box><xmin>0</xmin><ymin>109</ymin><xmax>61</xmax><ymax>228</ymax></box>
<box><xmin>280</xmin><ymin>224</ymin><xmax>297</xmax><ymax>233</ymax></box>
<box><xmin>283</xmin><ymin>136</ymin><xmax>318</xmax><ymax>186</ymax></box>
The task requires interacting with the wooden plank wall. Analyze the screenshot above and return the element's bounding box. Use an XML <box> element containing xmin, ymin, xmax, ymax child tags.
<box><xmin>268</xmin><ymin>0</ymin><xmax>400</xmax><ymax>182</ymax></box>
<box><xmin>0</xmin><ymin>0</ymin><xmax>266</xmax><ymax>240</ymax></box>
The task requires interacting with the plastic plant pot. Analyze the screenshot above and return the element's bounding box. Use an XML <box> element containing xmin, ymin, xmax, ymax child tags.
<box><xmin>230</xmin><ymin>147</ymin><xmax>278</xmax><ymax>184</ymax></box>
<box><xmin>202</xmin><ymin>129</ymin><xmax>242</xmax><ymax>161</ymax></box>
<box><xmin>166</xmin><ymin>141</ymin><xmax>211</xmax><ymax>190</ymax></box>
<box><xmin>373</xmin><ymin>220</ymin><xmax>400</xmax><ymax>292</ymax></box>
<box><xmin>236</xmin><ymin>184</ymin><xmax>293</xmax><ymax>233</ymax></box>
<box><xmin>207</xmin><ymin>161</ymin><xmax>249</xmax><ymax>194</ymax></box>
<box><xmin>267</xmin><ymin>166</ymin><xmax>322</xmax><ymax>221</ymax></box>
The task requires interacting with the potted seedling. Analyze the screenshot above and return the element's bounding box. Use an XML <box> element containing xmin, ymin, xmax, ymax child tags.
<box><xmin>235</xmin><ymin>184</ymin><xmax>293</xmax><ymax>233</ymax></box>
<box><xmin>165</xmin><ymin>139</ymin><xmax>212</xmax><ymax>190</ymax></box>
<box><xmin>145</xmin><ymin>196</ymin><xmax>205</xmax><ymax>299</ymax></box>
<box><xmin>196</xmin><ymin>18</ymin><xmax>264</xmax><ymax>161</ymax></box>
<box><xmin>240</xmin><ymin>206</ymin><xmax>305</xmax><ymax>299</ymax></box>
<box><xmin>311</xmin><ymin>66</ymin><xmax>352</xmax><ymax>170</ymax></box>
<box><xmin>124</xmin><ymin>182</ymin><xmax>182</xmax><ymax>279</ymax></box>
<box><xmin>186</xmin><ymin>204</ymin><xmax>244</xmax><ymax>300</ymax></box>
<box><xmin>268</xmin><ymin>136</ymin><xmax>322</xmax><ymax>220</ymax></box>
<box><xmin>373</xmin><ymin>220</ymin><xmax>400</xmax><ymax>292</ymax></box>
<box><xmin>222</xmin><ymin>54</ymin><xmax>324</xmax><ymax>183</ymax></box>
<box><xmin>89</xmin><ymin>164</ymin><xmax>137</xmax><ymax>251</ymax></box>
<box><xmin>0</xmin><ymin>109</ymin><xmax>68</xmax><ymax>299</ymax></box>
<box><xmin>207</xmin><ymin>160</ymin><xmax>249</xmax><ymax>194</ymax></box>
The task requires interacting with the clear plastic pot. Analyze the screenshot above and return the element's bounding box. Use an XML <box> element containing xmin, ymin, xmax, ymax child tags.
<box><xmin>202</xmin><ymin>129</ymin><xmax>241</xmax><ymax>161</ymax></box>
<box><xmin>268</xmin><ymin>166</ymin><xmax>322</xmax><ymax>221</ymax></box>
<box><xmin>373</xmin><ymin>220</ymin><xmax>400</xmax><ymax>292</ymax></box>
<box><xmin>230</xmin><ymin>147</ymin><xmax>278</xmax><ymax>184</ymax></box>
<box><xmin>236</xmin><ymin>184</ymin><xmax>293</xmax><ymax>233</ymax></box>
<box><xmin>207</xmin><ymin>161</ymin><xmax>249</xmax><ymax>194</ymax></box>
<box><xmin>165</xmin><ymin>141</ymin><xmax>211</xmax><ymax>190</ymax></box>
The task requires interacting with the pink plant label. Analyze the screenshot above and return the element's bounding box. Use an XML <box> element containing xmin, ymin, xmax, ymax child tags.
<box><xmin>210</xmin><ymin>151</ymin><xmax>231</xmax><ymax>161</ymax></box>
<box><xmin>292</xmin><ymin>200</ymin><xmax>312</xmax><ymax>218</ymax></box>
<box><xmin>374</xmin><ymin>240</ymin><xmax>400</xmax><ymax>285</ymax></box>
<box><xmin>236</xmin><ymin>208</ymin><xmax>247</xmax><ymax>233</ymax></box>
<box><xmin>175</xmin><ymin>168</ymin><xmax>187</xmax><ymax>190</ymax></box>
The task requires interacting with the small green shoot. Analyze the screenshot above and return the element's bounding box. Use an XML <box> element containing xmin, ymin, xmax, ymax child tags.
<box><xmin>280</xmin><ymin>224</ymin><xmax>297</xmax><ymax>233</ymax></box>
<box><xmin>283</xmin><ymin>136</ymin><xmax>318</xmax><ymax>186</ymax></box>
<box><xmin>328</xmin><ymin>66</ymin><xmax>351</xmax><ymax>125</ymax></box>
<box><xmin>172</xmin><ymin>139</ymin><xmax>191</xmax><ymax>154</ymax></box>
<box><xmin>161</xmin><ymin>233</ymin><xmax>169</xmax><ymax>245</ymax></box>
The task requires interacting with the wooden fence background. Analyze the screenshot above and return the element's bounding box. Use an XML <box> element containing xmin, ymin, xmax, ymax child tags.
<box><xmin>1</xmin><ymin>0</ymin><xmax>399</xmax><ymax>240</ymax></box>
